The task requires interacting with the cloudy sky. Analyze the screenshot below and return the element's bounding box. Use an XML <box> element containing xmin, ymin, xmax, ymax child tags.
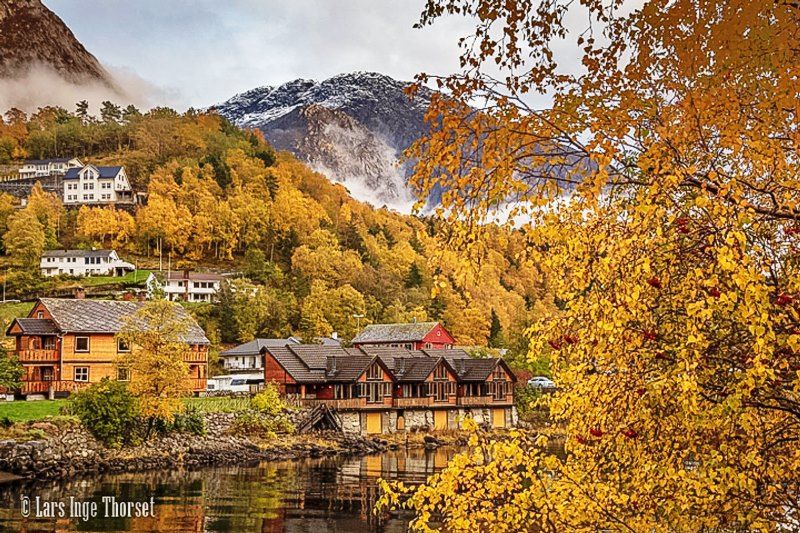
<box><xmin>45</xmin><ymin>0</ymin><xmax>475</xmax><ymax>109</ymax></box>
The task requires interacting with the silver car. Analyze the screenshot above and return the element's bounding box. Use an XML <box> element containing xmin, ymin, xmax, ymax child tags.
<box><xmin>527</xmin><ymin>376</ymin><xmax>555</xmax><ymax>389</ymax></box>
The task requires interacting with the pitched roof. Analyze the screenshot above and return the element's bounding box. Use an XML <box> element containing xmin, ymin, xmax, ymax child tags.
<box><xmin>42</xmin><ymin>249</ymin><xmax>116</xmax><ymax>259</ymax></box>
<box><xmin>351</xmin><ymin>322</ymin><xmax>440</xmax><ymax>344</ymax></box>
<box><xmin>8</xmin><ymin>318</ymin><xmax>59</xmax><ymax>335</ymax></box>
<box><xmin>24</xmin><ymin>158</ymin><xmax>76</xmax><ymax>165</ymax></box>
<box><xmin>325</xmin><ymin>354</ymin><xmax>376</xmax><ymax>381</ymax></box>
<box><xmin>220</xmin><ymin>337</ymin><xmax>300</xmax><ymax>357</ymax></box>
<box><xmin>64</xmin><ymin>166</ymin><xmax>123</xmax><ymax>180</ymax></box>
<box><xmin>265</xmin><ymin>346</ymin><xmax>328</xmax><ymax>383</ymax></box>
<box><xmin>164</xmin><ymin>270</ymin><xmax>225</xmax><ymax>281</ymax></box>
<box><xmin>36</xmin><ymin>298</ymin><xmax>209</xmax><ymax>344</ymax></box>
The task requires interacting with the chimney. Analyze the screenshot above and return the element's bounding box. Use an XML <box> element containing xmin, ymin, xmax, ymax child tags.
<box><xmin>331</xmin><ymin>331</ymin><xmax>338</xmax><ymax>340</ymax></box>
<box><xmin>73</xmin><ymin>287</ymin><xmax>85</xmax><ymax>300</ymax></box>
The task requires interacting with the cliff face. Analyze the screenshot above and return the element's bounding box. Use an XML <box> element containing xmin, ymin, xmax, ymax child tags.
<box><xmin>0</xmin><ymin>0</ymin><xmax>112</xmax><ymax>85</ymax></box>
<box><xmin>215</xmin><ymin>72</ymin><xmax>434</xmax><ymax>210</ymax></box>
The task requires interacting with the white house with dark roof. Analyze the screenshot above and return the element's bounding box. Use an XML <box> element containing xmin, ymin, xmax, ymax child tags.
<box><xmin>18</xmin><ymin>158</ymin><xmax>82</xmax><ymax>179</ymax></box>
<box><xmin>40</xmin><ymin>249</ymin><xmax>135</xmax><ymax>277</ymax></box>
<box><xmin>63</xmin><ymin>165</ymin><xmax>133</xmax><ymax>205</ymax></box>
<box><xmin>219</xmin><ymin>337</ymin><xmax>302</xmax><ymax>372</ymax></box>
<box><xmin>146</xmin><ymin>270</ymin><xmax>225</xmax><ymax>303</ymax></box>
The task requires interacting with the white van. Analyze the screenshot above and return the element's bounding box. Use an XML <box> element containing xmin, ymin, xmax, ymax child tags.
<box><xmin>207</xmin><ymin>373</ymin><xmax>264</xmax><ymax>393</ymax></box>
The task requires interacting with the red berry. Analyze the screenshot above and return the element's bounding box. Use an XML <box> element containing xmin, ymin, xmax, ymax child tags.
<box><xmin>776</xmin><ymin>293</ymin><xmax>793</xmax><ymax>307</ymax></box>
<box><xmin>564</xmin><ymin>334</ymin><xmax>578</xmax><ymax>345</ymax></box>
<box><xmin>642</xmin><ymin>330</ymin><xmax>658</xmax><ymax>341</ymax></box>
<box><xmin>636</xmin><ymin>388</ymin><xmax>646</xmax><ymax>396</ymax></box>
<box><xmin>576</xmin><ymin>436</ymin><xmax>588</xmax><ymax>445</ymax></box>
<box><xmin>548</xmin><ymin>339</ymin><xmax>562</xmax><ymax>350</ymax></box>
<box><xmin>589</xmin><ymin>427</ymin><xmax>603</xmax><ymax>438</ymax></box>
<box><xmin>708</xmin><ymin>287</ymin><xmax>721</xmax><ymax>298</ymax></box>
<box><xmin>623</xmin><ymin>429</ymin><xmax>638</xmax><ymax>439</ymax></box>
<box><xmin>647</xmin><ymin>277</ymin><xmax>662</xmax><ymax>289</ymax></box>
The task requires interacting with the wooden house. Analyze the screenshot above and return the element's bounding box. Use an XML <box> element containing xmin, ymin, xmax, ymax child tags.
<box><xmin>351</xmin><ymin>321</ymin><xmax>455</xmax><ymax>350</ymax></box>
<box><xmin>5</xmin><ymin>298</ymin><xmax>209</xmax><ymax>398</ymax></box>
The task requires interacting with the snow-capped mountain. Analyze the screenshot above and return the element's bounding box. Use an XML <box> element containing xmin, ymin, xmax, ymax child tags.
<box><xmin>214</xmin><ymin>72</ymin><xmax>433</xmax><ymax>210</ymax></box>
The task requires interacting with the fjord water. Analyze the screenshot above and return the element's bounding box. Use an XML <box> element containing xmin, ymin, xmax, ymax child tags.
<box><xmin>0</xmin><ymin>447</ymin><xmax>462</xmax><ymax>532</ymax></box>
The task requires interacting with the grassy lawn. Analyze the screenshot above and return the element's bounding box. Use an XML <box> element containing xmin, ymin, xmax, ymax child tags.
<box><xmin>0</xmin><ymin>396</ymin><xmax>250</xmax><ymax>423</ymax></box>
<box><xmin>0</xmin><ymin>399</ymin><xmax>66</xmax><ymax>422</ymax></box>
<box><xmin>0</xmin><ymin>301</ymin><xmax>34</xmax><ymax>342</ymax></box>
<box><xmin>66</xmin><ymin>269</ymin><xmax>152</xmax><ymax>288</ymax></box>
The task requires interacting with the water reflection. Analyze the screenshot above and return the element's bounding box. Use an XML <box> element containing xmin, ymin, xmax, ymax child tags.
<box><xmin>0</xmin><ymin>447</ymin><xmax>462</xmax><ymax>532</ymax></box>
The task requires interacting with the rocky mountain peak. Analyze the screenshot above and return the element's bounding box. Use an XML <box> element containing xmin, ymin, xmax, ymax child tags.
<box><xmin>215</xmin><ymin>72</ymin><xmax>433</xmax><ymax>210</ymax></box>
<box><xmin>0</xmin><ymin>0</ymin><xmax>113</xmax><ymax>85</ymax></box>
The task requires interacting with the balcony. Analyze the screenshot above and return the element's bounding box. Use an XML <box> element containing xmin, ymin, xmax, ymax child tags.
<box><xmin>188</xmin><ymin>378</ymin><xmax>207</xmax><ymax>391</ymax></box>
<box><xmin>17</xmin><ymin>349</ymin><xmax>59</xmax><ymax>363</ymax></box>
<box><xmin>20</xmin><ymin>380</ymin><xmax>89</xmax><ymax>394</ymax></box>
<box><xmin>395</xmin><ymin>397</ymin><xmax>432</xmax><ymax>408</ymax></box>
<box><xmin>458</xmin><ymin>395</ymin><xmax>513</xmax><ymax>407</ymax></box>
<box><xmin>298</xmin><ymin>398</ymin><xmax>368</xmax><ymax>410</ymax></box>
<box><xmin>182</xmin><ymin>351</ymin><xmax>208</xmax><ymax>363</ymax></box>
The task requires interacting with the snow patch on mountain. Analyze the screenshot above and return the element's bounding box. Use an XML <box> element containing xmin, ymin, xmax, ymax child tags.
<box><xmin>215</xmin><ymin>72</ymin><xmax>432</xmax><ymax>211</ymax></box>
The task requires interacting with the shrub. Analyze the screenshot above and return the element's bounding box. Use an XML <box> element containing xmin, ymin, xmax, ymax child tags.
<box><xmin>229</xmin><ymin>411</ymin><xmax>294</xmax><ymax>439</ymax></box>
<box><xmin>68</xmin><ymin>379</ymin><xmax>141</xmax><ymax>447</ymax></box>
<box><xmin>250</xmin><ymin>383</ymin><xmax>288</xmax><ymax>416</ymax></box>
<box><xmin>0</xmin><ymin>416</ymin><xmax>13</xmax><ymax>429</ymax></box>
<box><xmin>162</xmin><ymin>406</ymin><xmax>205</xmax><ymax>436</ymax></box>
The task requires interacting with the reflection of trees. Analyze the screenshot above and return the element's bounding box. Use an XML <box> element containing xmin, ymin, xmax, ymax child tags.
<box><xmin>0</xmin><ymin>447</ymin><xmax>465</xmax><ymax>532</ymax></box>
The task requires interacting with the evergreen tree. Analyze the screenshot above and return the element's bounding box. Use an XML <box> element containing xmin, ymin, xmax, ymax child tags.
<box><xmin>487</xmin><ymin>308</ymin><xmax>506</xmax><ymax>348</ymax></box>
<box><xmin>405</xmin><ymin>262</ymin><xmax>423</xmax><ymax>288</ymax></box>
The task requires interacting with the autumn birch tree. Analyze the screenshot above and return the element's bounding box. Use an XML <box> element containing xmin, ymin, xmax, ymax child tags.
<box><xmin>380</xmin><ymin>0</ymin><xmax>800</xmax><ymax>531</ymax></box>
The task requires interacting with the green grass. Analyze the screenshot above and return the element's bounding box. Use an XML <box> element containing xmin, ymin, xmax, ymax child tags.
<box><xmin>0</xmin><ymin>301</ymin><xmax>34</xmax><ymax>342</ymax></box>
<box><xmin>0</xmin><ymin>399</ymin><xmax>66</xmax><ymax>422</ymax></box>
<box><xmin>0</xmin><ymin>396</ymin><xmax>251</xmax><ymax>424</ymax></box>
<box><xmin>65</xmin><ymin>269</ymin><xmax>152</xmax><ymax>288</ymax></box>
<box><xmin>185</xmin><ymin>396</ymin><xmax>250</xmax><ymax>413</ymax></box>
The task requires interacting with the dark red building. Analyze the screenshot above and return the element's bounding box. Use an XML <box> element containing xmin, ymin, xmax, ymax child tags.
<box><xmin>351</xmin><ymin>321</ymin><xmax>455</xmax><ymax>350</ymax></box>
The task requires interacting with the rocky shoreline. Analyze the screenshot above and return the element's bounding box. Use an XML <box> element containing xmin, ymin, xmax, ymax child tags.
<box><xmin>0</xmin><ymin>413</ymin><xmax>400</xmax><ymax>483</ymax></box>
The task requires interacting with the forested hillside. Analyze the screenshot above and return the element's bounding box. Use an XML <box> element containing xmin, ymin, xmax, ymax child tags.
<box><xmin>0</xmin><ymin>104</ymin><xmax>547</xmax><ymax>360</ymax></box>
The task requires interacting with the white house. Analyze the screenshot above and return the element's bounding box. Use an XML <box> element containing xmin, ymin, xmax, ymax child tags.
<box><xmin>19</xmin><ymin>158</ymin><xmax>82</xmax><ymax>179</ymax></box>
<box><xmin>146</xmin><ymin>270</ymin><xmax>224</xmax><ymax>303</ymax></box>
<box><xmin>63</xmin><ymin>165</ymin><xmax>134</xmax><ymax>205</ymax></box>
<box><xmin>40</xmin><ymin>249</ymin><xmax>136</xmax><ymax>277</ymax></box>
<box><xmin>219</xmin><ymin>338</ymin><xmax>301</xmax><ymax>372</ymax></box>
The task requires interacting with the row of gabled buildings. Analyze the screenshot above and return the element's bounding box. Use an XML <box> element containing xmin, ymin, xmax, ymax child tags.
<box><xmin>262</xmin><ymin>343</ymin><xmax>516</xmax><ymax>433</ymax></box>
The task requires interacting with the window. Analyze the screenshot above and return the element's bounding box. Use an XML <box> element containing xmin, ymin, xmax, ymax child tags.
<box><xmin>117</xmin><ymin>338</ymin><xmax>130</xmax><ymax>352</ymax></box>
<box><xmin>425</xmin><ymin>342</ymin><xmax>432</xmax><ymax>349</ymax></box>
<box><xmin>43</xmin><ymin>337</ymin><xmax>55</xmax><ymax>350</ymax></box>
<box><xmin>117</xmin><ymin>367</ymin><xmax>130</xmax><ymax>381</ymax></box>
<box><xmin>366</xmin><ymin>362</ymin><xmax>382</xmax><ymax>380</ymax></box>
<box><xmin>74</xmin><ymin>367</ymin><xmax>89</xmax><ymax>382</ymax></box>
<box><xmin>75</xmin><ymin>336</ymin><xmax>90</xmax><ymax>352</ymax></box>
<box><xmin>36</xmin><ymin>311</ymin><xmax>44</xmax><ymax>319</ymax></box>
<box><xmin>434</xmin><ymin>363</ymin><xmax>448</xmax><ymax>380</ymax></box>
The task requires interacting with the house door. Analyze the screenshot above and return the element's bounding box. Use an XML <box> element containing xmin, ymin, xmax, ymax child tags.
<box><xmin>366</xmin><ymin>412</ymin><xmax>382</xmax><ymax>434</ymax></box>
<box><xmin>492</xmin><ymin>408</ymin><xmax>507</xmax><ymax>428</ymax></box>
<box><xmin>434</xmin><ymin>410</ymin><xmax>448</xmax><ymax>431</ymax></box>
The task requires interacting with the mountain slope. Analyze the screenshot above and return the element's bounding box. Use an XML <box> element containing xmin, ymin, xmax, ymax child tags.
<box><xmin>215</xmin><ymin>72</ymin><xmax>432</xmax><ymax>210</ymax></box>
<box><xmin>0</xmin><ymin>0</ymin><xmax>112</xmax><ymax>85</ymax></box>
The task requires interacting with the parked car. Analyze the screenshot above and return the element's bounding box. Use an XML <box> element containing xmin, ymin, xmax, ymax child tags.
<box><xmin>527</xmin><ymin>376</ymin><xmax>556</xmax><ymax>389</ymax></box>
<box><xmin>207</xmin><ymin>373</ymin><xmax>264</xmax><ymax>393</ymax></box>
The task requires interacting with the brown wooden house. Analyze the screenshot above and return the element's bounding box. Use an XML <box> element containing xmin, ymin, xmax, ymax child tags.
<box><xmin>5</xmin><ymin>298</ymin><xmax>210</xmax><ymax>397</ymax></box>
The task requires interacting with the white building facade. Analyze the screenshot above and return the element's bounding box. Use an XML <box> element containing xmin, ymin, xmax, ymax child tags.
<box><xmin>63</xmin><ymin>165</ymin><xmax>134</xmax><ymax>205</ymax></box>
<box><xmin>146</xmin><ymin>271</ymin><xmax>224</xmax><ymax>303</ymax></box>
<box><xmin>40</xmin><ymin>249</ymin><xmax>135</xmax><ymax>277</ymax></box>
<box><xmin>19</xmin><ymin>158</ymin><xmax>82</xmax><ymax>179</ymax></box>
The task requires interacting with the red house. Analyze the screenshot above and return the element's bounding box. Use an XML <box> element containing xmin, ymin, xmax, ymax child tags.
<box><xmin>351</xmin><ymin>321</ymin><xmax>455</xmax><ymax>350</ymax></box>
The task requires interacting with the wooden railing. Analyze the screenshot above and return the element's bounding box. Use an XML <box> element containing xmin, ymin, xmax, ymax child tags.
<box><xmin>17</xmin><ymin>349</ymin><xmax>59</xmax><ymax>363</ymax></box>
<box><xmin>182</xmin><ymin>351</ymin><xmax>208</xmax><ymax>363</ymax></box>
<box><xmin>20</xmin><ymin>380</ymin><xmax>89</xmax><ymax>394</ymax></box>
<box><xmin>188</xmin><ymin>378</ymin><xmax>207</xmax><ymax>391</ymax></box>
<box><xmin>458</xmin><ymin>395</ymin><xmax>513</xmax><ymax>406</ymax></box>
<box><xmin>299</xmin><ymin>398</ymin><xmax>365</xmax><ymax>410</ymax></box>
<box><xmin>395</xmin><ymin>397</ymin><xmax>432</xmax><ymax>408</ymax></box>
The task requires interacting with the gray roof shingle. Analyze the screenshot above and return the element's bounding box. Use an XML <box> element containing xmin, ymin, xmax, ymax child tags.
<box><xmin>42</xmin><ymin>249</ymin><xmax>116</xmax><ymax>259</ymax></box>
<box><xmin>220</xmin><ymin>337</ymin><xmax>300</xmax><ymax>357</ymax></box>
<box><xmin>11</xmin><ymin>318</ymin><xmax>59</xmax><ymax>335</ymax></box>
<box><xmin>64</xmin><ymin>166</ymin><xmax>123</xmax><ymax>180</ymax></box>
<box><xmin>351</xmin><ymin>322</ymin><xmax>439</xmax><ymax>344</ymax></box>
<box><xmin>38</xmin><ymin>298</ymin><xmax>209</xmax><ymax>344</ymax></box>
